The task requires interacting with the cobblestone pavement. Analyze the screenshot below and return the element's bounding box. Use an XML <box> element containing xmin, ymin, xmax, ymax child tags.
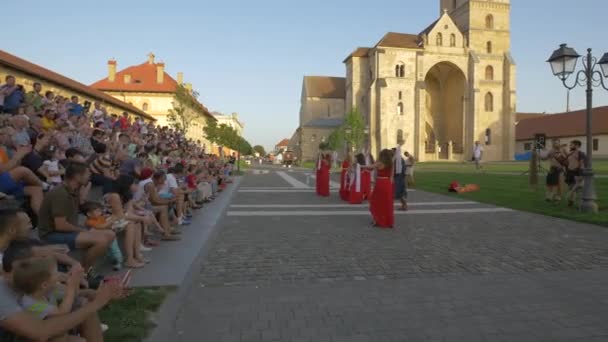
<box><xmin>171</xmin><ymin>167</ymin><xmax>608</xmax><ymax>342</ymax></box>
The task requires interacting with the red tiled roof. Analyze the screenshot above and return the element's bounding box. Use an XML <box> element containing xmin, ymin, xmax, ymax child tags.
<box><xmin>376</xmin><ymin>32</ymin><xmax>422</xmax><ymax>49</ymax></box>
<box><xmin>516</xmin><ymin>113</ymin><xmax>547</xmax><ymax>122</ymax></box>
<box><xmin>343</xmin><ymin>47</ymin><xmax>371</xmax><ymax>63</ymax></box>
<box><xmin>303</xmin><ymin>76</ymin><xmax>345</xmax><ymax>99</ymax></box>
<box><xmin>91</xmin><ymin>57</ymin><xmax>215</xmax><ymax>121</ymax></box>
<box><xmin>0</xmin><ymin>49</ymin><xmax>155</xmax><ymax>121</ymax></box>
<box><xmin>516</xmin><ymin>106</ymin><xmax>608</xmax><ymax>140</ymax></box>
<box><xmin>91</xmin><ymin>61</ymin><xmax>179</xmax><ymax>93</ymax></box>
<box><xmin>276</xmin><ymin>139</ymin><xmax>290</xmax><ymax>147</ymax></box>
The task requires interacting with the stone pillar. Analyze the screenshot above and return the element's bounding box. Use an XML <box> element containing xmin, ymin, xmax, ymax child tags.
<box><xmin>447</xmin><ymin>140</ymin><xmax>453</xmax><ymax>160</ymax></box>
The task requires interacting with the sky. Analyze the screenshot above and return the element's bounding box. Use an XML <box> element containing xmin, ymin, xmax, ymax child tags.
<box><xmin>3</xmin><ymin>0</ymin><xmax>608</xmax><ymax>151</ymax></box>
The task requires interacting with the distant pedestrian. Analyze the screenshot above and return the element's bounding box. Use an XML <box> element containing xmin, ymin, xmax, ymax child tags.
<box><xmin>404</xmin><ymin>151</ymin><xmax>415</xmax><ymax>187</ymax></box>
<box><xmin>472</xmin><ymin>141</ymin><xmax>483</xmax><ymax>170</ymax></box>
<box><xmin>365</xmin><ymin>149</ymin><xmax>394</xmax><ymax>228</ymax></box>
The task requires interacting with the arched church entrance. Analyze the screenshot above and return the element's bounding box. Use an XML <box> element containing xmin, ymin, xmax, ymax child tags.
<box><xmin>424</xmin><ymin>62</ymin><xmax>466</xmax><ymax>160</ymax></box>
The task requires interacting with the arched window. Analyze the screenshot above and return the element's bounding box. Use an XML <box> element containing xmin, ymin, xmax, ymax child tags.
<box><xmin>450</xmin><ymin>34</ymin><xmax>456</xmax><ymax>47</ymax></box>
<box><xmin>398</xmin><ymin>91</ymin><xmax>402</xmax><ymax>100</ymax></box>
<box><xmin>484</xmin><ymin>92</ymin><xmax>494</xmax><ymax>112</ymax></box>
<box><xmin>485</xmin><ymin>128</ymin><xmax>492</xmax><ymax>145</ymax></box>
<box><xmin>436</xmin><ymin>33</ymin><xmax>443</xmax><ymax>46</ymax></box>
<box><xmin>397</xmin><ymin>129</ymin><xmax>404</xmax><ymax>144</ymax></box>
<box><xmin>485</xmin><ymin>15</ymin><xmax>494</xmax><ymax>29</ymax></box>
<box><xmin>486</xmin><ymin>41</ymin><xmax>493</xmax><ymax>54</ymax></box>
<box><xmin>395</xmin><ymin>63</ymin><xmax>405</xmax><ymax>77</ymax></box>
<box><xmin>485</xmin><ymin>65</ymin><xmax>494</xmax><ymax>81</ymax></box>
<box><xmin>142</xmin><ymin>103</ymin><xmax>149</xmax><ymax>111</ymax></box>
<box><xmin>397</xmin><ymin>102</ymin><xmax>404</xmax><ymax>116</ymax></box>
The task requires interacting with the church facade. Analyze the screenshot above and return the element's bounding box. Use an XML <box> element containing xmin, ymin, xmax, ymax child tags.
<box><xmin>297</xmin><ymin>0</ymin><xmax>515</xmax><ymax>162</ymax></box>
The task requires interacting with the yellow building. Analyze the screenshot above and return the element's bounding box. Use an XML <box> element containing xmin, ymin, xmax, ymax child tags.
<box><xmin>0</xmin><ymin>49</ymin><xmax>155</xmax><ymax>122</ymax></box>
<box><xmin>298</xmin><ymin>0</ymin><xmax>516</xmax><ymax>162</ymax></box>
<box><xmin>91</xmin><ymin>53</ymin><xmax>215</xmax><ymax>145</ymax></box>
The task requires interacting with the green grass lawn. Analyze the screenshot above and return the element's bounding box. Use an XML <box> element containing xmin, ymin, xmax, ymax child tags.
<box><xmin>100</xmin><ymin>287</ymin><xmax>173</xmax><ymax>342</ymax></box>
<box><xmin>417</xmin><ymin>159</ymin><xmax>608</xmax><ymax>175</ymax></box>
<box><xmin>415</xmin><ymin>171</ymin><xmax>608</xmax><ymax>227</ymax></box>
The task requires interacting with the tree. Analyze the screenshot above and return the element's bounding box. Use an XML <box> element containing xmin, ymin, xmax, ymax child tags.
<box><xmin>253</xmin><ymin>145</ymin><xmax>266</xmax><ymax>156</ymax></box>
<box><xmin>325</xmin><ymin>107</ymin><xmax>366</xmax><ymax>152</ymax></box>
<box><xmin>168</xmin><ymin>85</ymin><xmax>202</xmax><ymax>135</ymax></box>
<box><xmin>203</xmin><ymin>118</ymin><xmax>254</xmax><ymax>156</ymax></box>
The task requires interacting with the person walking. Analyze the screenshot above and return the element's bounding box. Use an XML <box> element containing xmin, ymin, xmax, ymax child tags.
<box><xmin>473</xmin><ymin>141</ymin><xmax>484</xmax><ymax>170</ymax></box>
<box><xmin>404</xmin><ymin>151</ymin><xmax>416</xmax><ymax>188</ymax></box>
<box><xmin>317</xmin><ymin>152</ymin><xmax>331</xmax><ymax>197</ymax></box>
<box><xmin>365</xmin><ymin>149</ymin><xmax>394</xmax><ymax>228</ymax></box>
<box><xmin>393</xmin><ymin>147</ymin><xmax>408</xmax><ymax>211</ymax></box>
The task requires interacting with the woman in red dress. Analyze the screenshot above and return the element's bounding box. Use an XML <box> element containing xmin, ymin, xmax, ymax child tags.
<box><xmin>361</xmin><ymin>153</ymin><xmax>374</xmax><ymax>200</ymax></box>
<box><xmin>315</xmin><ymin>153</ymin><xmax>321</xmax><ymax>195</ymax></box>
<box><xmin>348</xmin><ymin>153</ymin><xmax>366</xmax><ymax>204</ymax></box>
<box><xmin>339</xmin><ymin>153</ymin><xmax>351</xmax><ymax>201</ymax></box>
<box><xmin>317</xmin><ymin>152</ymin><xmax>331</xmax><ymax>197</ymax></box>
<box><xmin>366</xmin><ymin>149</ymin><xmax>394</xmax><ymax>228</ymax></box>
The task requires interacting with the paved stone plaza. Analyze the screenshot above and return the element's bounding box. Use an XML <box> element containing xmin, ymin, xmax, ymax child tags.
<box><xmin>168</xmin><ymin>166</ymin><xmax>608</xmax><ymax>342</ymax></box>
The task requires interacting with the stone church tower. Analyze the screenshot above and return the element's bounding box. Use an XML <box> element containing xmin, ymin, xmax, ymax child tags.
<box><xmin>343</xmin><ymin>0</ymin><xmax>516</xmax><ymax>161</ymax></box>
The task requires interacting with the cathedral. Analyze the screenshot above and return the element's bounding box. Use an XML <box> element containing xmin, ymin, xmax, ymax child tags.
<box><xmin>295</xmin><ymin>0</ymin><xmax>516</xmax><ymax>162</ymax></box>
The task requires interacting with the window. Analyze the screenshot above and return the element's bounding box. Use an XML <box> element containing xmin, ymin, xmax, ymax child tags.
<box><xmin>395</xmin><ymin>63</ymin><xmax>405</xmax><ymax>77</ymax></box>
<box><xmin>311</xmin><ymin>134</ymin><xmax>317</xmax><ymax>142</ymax></box>
<box><xmin>142</xmin><ymin>103</ymin><xmax>149</xmax><ymax>111</ymax></box>
<box><xmin>450</xmin><ymin>34</ymin><xmax>456</xmax><ymax>47</ymax></box>
<box><xmin>485</xmin><ymin>128</ymin><xmax>492</xmax><ymax>145</ymax></box>
<box><xmin>593</xmin><ymin>139</ymin><xmax>599</xmax><ymax>151</ymax></box>
<box><xmin>484</xmin><ymin>92</ymin><xmax>494</xmax><ymax>112</ymax></box>
<box><xmin>436</xmin><ymin>33</ymin><xmax>443</xmax><ymax>46</ymax></box>
<box><xmin>486</xmin><ymin>41</ymin><xmax>493</xmax><ymax>54</ymax></box>
<box><xmin>485</xmin><ymin>15</ymin><xmax>494</xmax><ymax>29</ymax></box>
<box><xmin>397</xmin><ymin>129</ymin><xmax>404</xmax><ymax>144</ymax></box>
<box><xmin>485</xmin><ymin>65</ymin><xmax>494</xmax><ymax>81</ymax></box>
<box><xmin>398</xmin><ymin>91</ymin><xmax>402</xmax><ymax>100</ymax></box>
<box><xmin>397</xmin><ymin>102</ymin><xmax>404</xmax><ymax>116</ymax></box>
<box><xmin>452</xmin><ymin>0</ymin><xmax>457</xmax><ymax>8</ymax></box>
<box><xmin>524</xmin><ymin>143</ymin><xmax>532</xmax><ymax>151</ymax></box>
<box><xmin>327</xmin><ymin>104</ymin><xmax>331</xmax><ymax>117</ymax></box>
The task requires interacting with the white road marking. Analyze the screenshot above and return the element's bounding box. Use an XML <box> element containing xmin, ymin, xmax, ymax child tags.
<box><xmin>275</xmin><ymin>171</ymin><xmax>310</xmax><ymax>189</ymax></box>
<box><xmin>238</xmin><ymin>190</ymin><xmax>318</xmax><ymax>193</ymax></box>
<box><xmin>308</xmin><ymin>174</ymin><xmax>341</xmax><ymax>189</ymax></box>
<box><xmin>250</xmin><ymin>170</ymin><xmax>270</xmax><ymax>175</ymax></box>
<box><xmin>230</xmin><ymin>202</ymin><xmax>478</xmax><ymax>208</ymax></box>
<box><xmin>227</xmin><ymin>208</ymin><xmax>512</xmax><ymax>216</ymax></box>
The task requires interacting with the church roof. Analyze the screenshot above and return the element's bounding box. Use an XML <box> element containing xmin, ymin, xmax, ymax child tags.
<box><xmin>419</xmin><ymin>18</ymin><xmax>441</xmax><ymax>36</ymax></box>
<box><xmin>91</xmin><ymin>59</ymin><xmax>179</xmax><ymax>93</ymax></box>
<box><xmin>515</xmin><ymin>106</ymin><xmax>608</xmax><ymax>140</ymax></box>
<box><xmin>303</xmin><ymin>76</ymin><xmax>345</xmax><ymax>99</ymax></box>
<box><xmin>342</xmin><ymin>47</ymin><xmax>371</xmax><ymax>63</ymax></box>
<box><xmin>376</xmin><ymin>32</ymin><xmax>422</xmax><ymax>49</ymax></box>
<box><xmin>0</xmin><ymin>49</ymin><xmax>155</xmax><ymax>121</ymax></box>
<box><xmin>275</xmin><ymin>139</ymin><xmax>290</xmax><ymax>147</ymax></box>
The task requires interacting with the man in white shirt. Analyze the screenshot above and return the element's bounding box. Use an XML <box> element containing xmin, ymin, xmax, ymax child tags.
<box><xmin>473</xmin><ymin>141</ymin><xmax>484</xmax><ymax>170</ymax></box>
<box><xmin>159</xmin><ymin>164</ymin><xmax>190</xmax><ymax>226</ymax></box>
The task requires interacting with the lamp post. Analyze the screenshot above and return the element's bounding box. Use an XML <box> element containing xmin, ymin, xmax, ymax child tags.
<box><xmin>547</xmin><ymin>44</ymin><xmax>608</xmax><ymax>213</ymax></box>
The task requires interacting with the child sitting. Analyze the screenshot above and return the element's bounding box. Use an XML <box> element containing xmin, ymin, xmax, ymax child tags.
<box><xmin>82</xmin><ymin>201</ymin><xmax>127</xmax><ymax>271</ymax></box>
<box><xmin>40</xmin><ymin>146</ymin><xmax>65</xmax><ymax>188</ymax></box>
<box><xmin>14</xmin><ymin>256</ymin><xmax>85</xmax><ymax>342</ymax></box>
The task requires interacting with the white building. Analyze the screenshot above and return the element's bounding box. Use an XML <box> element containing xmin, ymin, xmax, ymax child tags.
<box><xmin>213</xmin><ymin>112</ymin><xmax>245</xmax><ymax>136</ymax></box>
<box><xmin>516</xmin><ymin>106</ymin><xmax>608</xmax><ymax>158</ymax></box>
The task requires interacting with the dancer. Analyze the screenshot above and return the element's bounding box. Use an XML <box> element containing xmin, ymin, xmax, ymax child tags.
<box><xmin>348</xmin><ymin>153</ymin><xmax>365</xmax><ymax>204</ymax></box>
<box><xmin>317</xmin><ymin>151</ymin><xmax>331</xmax><ymax>197</ymax></box>
<box><xmin>339</xmin><ymin>153</ymin><xmax>351</xmax><ymax>201</ymax></box>
<box><xmin>365</xmin><ymin>149</ymin><xmax>394</xmax><ymax>228</ymax></box>
<box><xmin>361</xmin><ymin>151</ymin><xmax>374</xmax><ymax>200</ymax></box>
<box><xmin>393</xmin><ymin>147</ymin><xmax>408</xmax><ymax>211</ymax></box>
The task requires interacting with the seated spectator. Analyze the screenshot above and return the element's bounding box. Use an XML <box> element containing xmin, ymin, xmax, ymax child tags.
<box><xmin>67</xmin><ymin>96</ymin><xmax>83</xmax><ymax>117</ymax></box>
<box><xmin>25</xmin><ymin>82</ymin><xmax>44</xmax><ymax>113</ymax></box>
<box><xmin>37</xmin><ymin>162</ymin><xmax>115</xmax><ymax>270</ymax></box>
<box><xmin>137</xmin><ymin>170</ymin><xmax>180</xmax><ymax>241</ymax></box>
<box><xmin>40</xmin><ymin>147</ymin><xmax>65</xmax><ymax>188</ymax></box>
<box><xmin>41</xmin><ymin>108</ymin><xmax>58</xmax><ymax>131</ymax></box>
<box><xmin>10</xmin><ymin>115</ymin><xmax>31</xmax><ymax>148</ymax></box>
<box><xmin>159</xmin><ymin>164</ymin><xmax>190</xmax><ymax>226</ymax></box>
<box><xmin>0</xmin><ymin>240</ymin><xmax>123</xmax><ymax>341</ymax></box>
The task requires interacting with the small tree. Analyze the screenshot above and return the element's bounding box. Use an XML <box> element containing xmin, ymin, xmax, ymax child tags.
<box><xmin>343</xmin><ymin>107</ymin><xmax>366</xmax><ymax>152</ymax></box>
<box><xmin>253</xmin><ymin>145</ymin><xmax>266</xmax><ymax>156</ymax></box>
<box><xmin>168</xmin><ymin>85</ymin><xmax>203</xmax><ymax>135</ymax></box>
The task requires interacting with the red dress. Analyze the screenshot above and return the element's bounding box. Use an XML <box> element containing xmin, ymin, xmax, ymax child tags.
<box><xmin>349</xmin><ymin>166</ymin><xmax>364</xmax><ymax>204</ymax></box>
<box><xmin>339</xmin><ymin>160</ymin><xmax>350</xmax><ymax>201</ymax></box>
<box><xmin>315</xmin><ymin>161</ymin><xmax>321</xmax><ymax>195</ymax></box>
<box><xmin>317</xmin><ymin>159</ymin><xmax>330</xmax><ymax>197</ymax></box>
<box><xmin>369</xmin><ymin>167</ymin><xmax>394</xmax><ymax>228</ymax></box>
<box><xmin>361</xmin><ymin>169</ymin><xmax>372</xmax><ymax>200</ymax></box>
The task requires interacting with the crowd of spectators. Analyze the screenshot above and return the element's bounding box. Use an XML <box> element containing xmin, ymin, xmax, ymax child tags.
<box><xmin>0</xmin><ymin>74</ymin><xmax>235</xmax><ymax>341</ymax></box>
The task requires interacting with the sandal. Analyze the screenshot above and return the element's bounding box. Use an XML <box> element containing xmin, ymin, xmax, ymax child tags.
<box><xmin>124</xmin><ymin>261</ymin><xmax>145</xmax><ymax>269</ymax></box>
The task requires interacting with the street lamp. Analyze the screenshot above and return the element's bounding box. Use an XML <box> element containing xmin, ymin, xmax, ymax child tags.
<box><xmin>547</xmin><ymin>44</ymin><xmax>608</xmax><ymax>213</ymax></box>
